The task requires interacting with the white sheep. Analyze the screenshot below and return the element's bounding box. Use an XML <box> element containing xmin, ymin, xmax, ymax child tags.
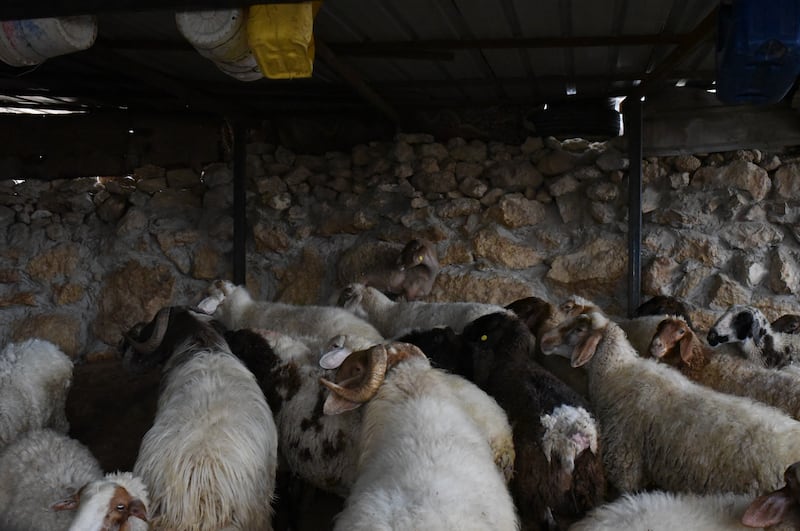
<box><xmin>320</xmin><ymin>342</ymin><xmax>520</xmax><ymax>530</ymax></box>
<box><xmin>708</xmin><ymin>304</ymin><xmax>800</xmax><ymax>369</ymax></box>
<box><xmin>123</xmin><ymin>305</ymin><xmax>278</xmax><ymax>531</ymax></box>
<box><xmin>0</xmin><ymin>338</ymin><xmax>73</xmax><ymax>448</ymax></box>
<box><xmin>198</xmin><ymin>279</ymin><xmax>384</xmax><ymax>354</ymax></box>
<box><xmin>225</xmin><ymin>328</ymin><xmax>516</xmax><ymax>497</ymax></box>
<box><xmin>539</xmin><ymin>308</ymin><xmax>800</xmax><ymax>497</ymax></box>
<box><xmin>647</xmin><ymin>315</ymin><xmax>800</xmax><ymax>422</ymax></box>
<box><xmin>338</xmin><ymin>282</ymin><xmax>512</xmax><ymax>338</ymax></box>
<box><xmin>0</xmin><ymin>428</ymin><xmax>149</xmax><ymax>531</ymax></box>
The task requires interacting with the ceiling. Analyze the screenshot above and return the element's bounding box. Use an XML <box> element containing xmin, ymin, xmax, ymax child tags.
<box><xmin>0</xmin><ymin>0</ymin><xmax>721</xmax><ymax>133</ymax></box>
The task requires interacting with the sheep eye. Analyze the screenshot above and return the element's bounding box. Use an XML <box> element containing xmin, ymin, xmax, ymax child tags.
<box><xmin>480</xmin><ymin>334</ymin><xmax>488</xmax><ymax>342</ymax></box>
<box><xmin>417</xmin><ymin>255</ymin><xmax>423</xmax><ymax>262</ymax></box>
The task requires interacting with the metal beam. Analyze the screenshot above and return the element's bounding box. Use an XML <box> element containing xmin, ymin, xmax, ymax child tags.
<box><xmin>0</xmin><ymin>1</ymin><xmax>309</xmax><ymax>20</ymax></box>
<box><xmin>624</xmin><ymin>97</ymin><xmax>643</xmax><ymax>318</ymax></box>
<box><xmin>315</xmin><ymin>39</ymin><xmax>401</xmax><ymax>124</ymax></box>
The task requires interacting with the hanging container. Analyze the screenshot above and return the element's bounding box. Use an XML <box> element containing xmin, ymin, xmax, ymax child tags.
<box><xmin>0</xmin><ymin>15</ymin><xmax>97</xmax><ymax>67</ymax></box>
<box><xmin>246</xmin><ymin>2</ymin><xmax>321</xmax><ymax>80</ymax></box>
<box><xmin>175</xmin><ymin>8</ymin><xmax>263</xmax><ymax>82</ymax></box>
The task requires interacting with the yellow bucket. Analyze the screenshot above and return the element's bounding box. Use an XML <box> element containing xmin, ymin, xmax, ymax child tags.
<box><xmin>246</xmin><ymin>2</ymin><xmax>321</xmax><ymax>79</ymax></box>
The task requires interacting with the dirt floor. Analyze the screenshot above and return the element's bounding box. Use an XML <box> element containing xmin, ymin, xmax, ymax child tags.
<box><xmin>65</xmin><ymin>358</ymin><xmax>342</xmax><ymax>530</ymax></box>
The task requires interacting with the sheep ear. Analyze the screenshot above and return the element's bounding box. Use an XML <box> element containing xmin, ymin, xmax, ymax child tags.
<box><xmin>323</xmin><ymin>393</ymin><xmax>362</xmax><ymax>415</ymax></box>
<box><xmin>679</xmin><ymin>330</ymin><xmax>695</xmax><ymax>364</ymax></box>
<box><xmin>319</xmin><ymin>346</ymin><xmax>352</xmax><ymax>370</ymax></box>
<box><xmin>741</xmin><ymin>488</ymin><xmax>792</xmax><ymax>527</ymax></box>
<box><xmin>51</xmin><ymin>492</ymin><xmax>80</xmax><ymax>512</ymax></box>
<box><xmin>571</xmin><ymin>330</ymin><xmax>602</xmax><ymax>367</ymax></box>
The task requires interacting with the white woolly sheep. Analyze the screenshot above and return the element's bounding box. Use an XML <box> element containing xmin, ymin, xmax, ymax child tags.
<box><xmin>198</xmin><ymin>279</ymin><xmax>384</xmax><ymax>355</ymax></box>
<box><xmin>569</xmin><ymin>461</ymin><xmax>800</xmax><ymax>530</ymax></box>
<box><xmin>225</xmin><ymin>328</ymin><xmax>516</xmax><ymax>496</ymax></box>
<box><xmin>539</xmin><ymin>308</ymin><xmax>800</xmax><ymax>497</ymax></box>
<box><xmin>402</xmin><ymin>311</ymin><xmax>606</xmax><ymax>530</ymax></box>
<box><xmin>647</xmin><ymin>316</ymin><xmax>800</xmax><ymax>422</ymax></box>
<box><xmin>337</xmin><ymin>238</ymin><xmax>440</xmax><ymax>301</ymax></box>
<box><xmin>123</xmin><ymin>306</ymin><xmax>278</xmax><ymax>531</ymax></box>
<box><xmin>708</xmin><ymin>304</ymin><xmax>800</xmax><ymax>369</ymax></box>
<box><xmin>320</xmin><ymin>342</ymin><xmax>520</xmax><ymax>531</ymax></box>
<box><xmin>0</xmin><ymin>428</ymin><xmax>149</xmax><ymax>531</ymax></box>
<box><xmin>0</xmin><ymin>338</ymin><xmax>73</xmax><ymax>448</ymax></box>
<box><xmin>338</xmin><ymin>282</ymin><xmax>512</xmax><ymax>338</ymax></box>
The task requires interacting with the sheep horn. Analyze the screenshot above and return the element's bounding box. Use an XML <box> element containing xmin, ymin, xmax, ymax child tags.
<box><xmin>319</xmin><ymin>345</ymin><xmax>389</xmax><ymax>404</ymax></box>
<box><xmin>124</xmin><ymin>307</ymin><xmax>171</xmax><ymax>354</ymax></box>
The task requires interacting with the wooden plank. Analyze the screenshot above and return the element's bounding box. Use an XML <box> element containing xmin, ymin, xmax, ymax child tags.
<box><xmin>0</xmin><ymin>112</ymin><xmax>222</xmax><ymax>179</ymax></box>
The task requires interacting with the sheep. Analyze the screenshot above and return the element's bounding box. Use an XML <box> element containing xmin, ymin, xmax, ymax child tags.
<box><xmin>122</xmin><ymin>305</ymin><xmax>278</xmax><ymax>531</ymax></box>
<box><xmin>569</xmin><ymin>461</ymin><xmax>800</xmax><ymax>530</ymax></box>
<box><xmin>405</xmin><ymin>311</ymin><xmax>606</xmax><ymax>530</ymax></box>
<box><xmin>197</xmin><ymin>279</ymin><xmax>384</xmax><ymax>354</ymax></box>
<box><xmin>320</xmin><ymin>341</ymin><xmax>520</xmax><ymax>531</ymax></box>
<box><xmin>338</xmin><ymin>282</ymin><xmax>512</xmax><ymax>338</ymax></box>
<box><xmin>336</xmin><ymin>238</ymin><xmax>440</xmax><ymax>301</ymax></box>
<box><xmin>708</xmin><ymin>304</ymin><xmax>800</xmax><ymax>369</ymax></box>
<box><xmin>539</xmin><ymin>307</ymin><xmax>800</xmax><ymax>497</ymax></box>
<box><xmin>0</xmin><ymin>338</ymin><xmax>74</xmax><ymax>448</ymax></box>
<box><xmin>647</xmin><ymin>315</ymin><xmax>800</xmax><ymax>422</ymax></box>
<box><xmin>772</xmin><ymin>314</ymin><xmax>800</xmax><ymax>335</ymax></box>
<box><xmin>505</xmin><ymin>295</ymin><xmax>591</xmax><ymax>398</ymax></box>
<box><xmin>0</xmin><ymin>428</ymin><xmax>149</xmax><ymax>531</ymax></box>
<box><xmin>633</xmin><ymin>294</ymin><xmax>695</xmax><ymax>329</ymax></box>
<box><xmin>225</xmin><ymin>327</ymin><xmax>516</xmax><ymax>495</ymax></box>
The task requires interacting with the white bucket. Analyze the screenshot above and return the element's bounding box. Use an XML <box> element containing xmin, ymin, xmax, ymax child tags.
<box><xmin>175</xmin><ymin>9</ymin><xmax>263</xmax><ymax>82</ymax></box>
<box><xmin>0</xmin><ymin>15</ymin><xmax>97</xmax><ymax>67</ymax></box>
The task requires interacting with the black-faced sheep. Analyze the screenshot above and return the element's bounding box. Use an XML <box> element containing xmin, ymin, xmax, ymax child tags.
<box><xmin>320</xmin><ymin>342</ymin><xmax>520</xmax><ymax>530</ymax></box>
<box><xmin>0</xmin><ymin>428</ymin><xmax>149</xmax><ymax>531</ymax></box>
<box><xmin>122</xmin><ymin>306</ymin><xmax>278</xmax><ymax>531</ymax></box>
<box><xmin>708</xmin><ymin>304</ymin><xmax>800</xmax><ymax>369</ymax></box>
<box><xmin>647</xmin><ymin>316</ymin><xmax>800</xmax><ymax>422</ymax></box>
<box><xmin>336</xmin><ymin>238</ymin><xmax>440</xmax><ymax>301</ymax></box>
<box><xmin>338</xmin><ymin>282</ymin><xmax>512</xmax><ymax>338</ymax></box>
<box><xmin>0</xmin><ymin>338</ymin><xmax>73</xmax><ymax>448</ymax></box>
<box><xmin>401</xmin><ymin>312</ymin><xmax>606</xmax><ymax>530</ymax></box>
<box><xmin>570</xmin><ymin>461</ymin><xmax>800</xmax><ymax>530</ymax></box>
<box><xmin>540</xmin><ymin>307</ymin><xmax>800</xmax><ymax>497</ymax></box>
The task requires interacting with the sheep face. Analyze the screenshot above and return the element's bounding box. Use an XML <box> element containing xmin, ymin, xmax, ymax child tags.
<box><xmin>649</xmin><ymin>317</ymin><xmax>695</xmax><ymax>364</ymax></box>
<box><xmin>707</xmin><ymin>304</ymin><xmax>769</xmax><ymax>348</ymax></box>
<box><xmin>398</xmin><ymin>326</ymin><xmax>465</xmax><ymax>376</ymax></box>
<box><xmin>772</xmin><ymin>314</ymin><xmax>800</xmax><ymax>335</ymax></box>
<box><xmin>539</xmin><ymin>313</ymin><xmax>605</xmax><ymax>368</ymax></box>
<box><xmin>460</xmin><ymin>312</ymin><xmax>534</xmax><ymax>383</ymax></box>
<box><xmin>505</xmin><ymin>296</ymin><xmax>555</xmax><ymax>335</ymax></box>
<box><xmin>53</xmin><ymin>477</ymin><xmax>149</xmax><ymax>531</ymax></box>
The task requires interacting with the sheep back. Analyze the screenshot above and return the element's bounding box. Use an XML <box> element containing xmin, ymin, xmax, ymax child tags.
<box><xmin>0</xmin><ymin>428</ymin><xmax>102</xmax><ymax>531</ymax></box>
<box><xmin>0</xmin><ymin>339</ymin><xmax>73</xmax><ymax>448</ymax></box>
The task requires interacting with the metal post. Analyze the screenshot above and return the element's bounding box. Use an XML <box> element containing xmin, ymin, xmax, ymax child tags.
<box><xmin>232</xmin><ymin>121</ymin><xmax>247</xmax><ymax>286</ymax></box>
<box><xmin>625</xmin><ymin>97</ymin><xmax>643</xmax><ymax>318</ymax></box>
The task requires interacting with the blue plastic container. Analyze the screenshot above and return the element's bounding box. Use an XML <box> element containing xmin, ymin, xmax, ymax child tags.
<box><xmin>716</xmin><ymin>0</ymin><xmax>800</xmax><ymax>104</ymax></box>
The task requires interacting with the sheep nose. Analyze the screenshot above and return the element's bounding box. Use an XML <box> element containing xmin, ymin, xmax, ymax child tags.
<box><xmin>707</xmin><ymin>330</ymin><xmax>720</xmax><ymax>346</ymax></box>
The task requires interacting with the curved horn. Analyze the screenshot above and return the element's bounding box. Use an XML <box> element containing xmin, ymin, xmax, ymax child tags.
<box><xmin>319</xmin><ymin>345</ymin><xmax>389</xmax><ymax>404</ymax></box>
<box><xmin>124</xmin><ymin>307</ymin><xmax>171</xmax><ymax>354</ymax></box>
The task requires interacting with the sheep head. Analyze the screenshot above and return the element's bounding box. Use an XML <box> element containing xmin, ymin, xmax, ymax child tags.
<box><xmin>772</xmin><ymin>314</ymin><xmax>800</xmax><ymax>335</ymax></box>
<box><xmin>320</xmin><ymin>342</ymin><xmax>425</xmax><ymax>415</ymax></box>
<box><xmin>741</xmin><ymin>461</ymin><xmax>800</xmax><ymax>528</ymax></box>
<box><xmin>505</xmin><ymin>296</ymin><xmax>555</xmax><ymax>337</ymax></box>
<box><xmin>648</xmin><ymin>317</ymin><xmax>695</xmax><ymax>365</ymax></box>
<box><xmin>707</xmin><ymin>304</ymin><xmax>770</xmax><ymax>348</ymax></box>
<box><xmin>396</xmin><ymin>238</ymin><xmax>438</xmax><ymax>272</ymax></box>
<box><xmin>53</xmin><ymin>474</ymin><xmax>149</xmax><ymax>531</ymax></box>
<box><xmin>540</xmin><ymin>312</ymin><xmax>605</xmax><ymax>368</ymax></box>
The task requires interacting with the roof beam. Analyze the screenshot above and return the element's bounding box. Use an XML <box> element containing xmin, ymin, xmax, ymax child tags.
<box><xmin>0</xmin><ymin>1</ymin><xmax>308</xmax><ymax>20</ymax></box>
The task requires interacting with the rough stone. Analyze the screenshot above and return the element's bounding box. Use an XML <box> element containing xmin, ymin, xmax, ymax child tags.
<box><xmin>773</xmin><ymin>163</ymin><xmax>800</xmax><ymax>199</ymax></box>
<box><xmin>536</xmin><ymin>150</ymin><xmax>578</xmax><ymax>176</ymax></box>
<box><xmin>53</xmin><ymin>283</ymin><xmax>85</xmax><ymax>305</ymax></box>
<box><xmin>437</xmin><ymin>198</ymin><xmax>482</xmax><ymax>219</ymax></box>
<box><xmin>546</xmin><ymin>236</ymin><xmax>627</xmax><ymax>285</ymax></box>
<box><xmin>253</xmin><ymin>222</ymin><xmax>291</xmax><ymax>252</ymax></box>
<box><xmin>719</xmin><ymin>222</ymin><xmax>783</xmax><ymax>250</ymax></box>
<box><xmin>484</xmin><ymin>161</ymin><xmax>543</xmax><ymax>192</ymax></box>
<box><xmin>547</xmin><ymin>175</ymin><xmax>580</xmax><ymax>197</ymax></box>
<box><xmin>671</xmin><ymin>155</ymin><xmax>702</xmax><ymax>173</ymax></box>
<box><xmin>27</xmin><ymin>243</ymin><xmax>80</xmax><ymax>281</ymax></box>
<box><xmin>708</xmin><ymin>273</ymin><xmax>751</xmax><ymax>310</ymax></box>
<box><xmin>431</xmin><ymin>271</ymin><xmax>533</xmax><ymax>305</ymax></box>
<box><xmin>487</xmin><ymin>195</ymin><xmax>547</xmax><ymax>228</ymax></box>
<box><xmin>769</xmin><ymin>247</ymin><xmax>800</xmax><ymax>294</ymax></box>
<box><xmin>0</xmin><ymin>292</ymin><xmax>36</xmax><ymax>307</ymax></box>
<box><xmin>473</xmin><ymin>229</ymin><xmax>542</xmax><ymax>269</ymax></box>
<box><xmin>274</xmin><ymin>246</ymin><xmax>325</xmax><ymax>304</ymax></box>
<box><xmin>12</xmin><ymin>313</ymin><xmax>83</xmax><ymax>358</ymax></box>
<box><xmin>192</xmin><ymin>244</ymin><xmax>221</xmax><ymax>280</ymax></box>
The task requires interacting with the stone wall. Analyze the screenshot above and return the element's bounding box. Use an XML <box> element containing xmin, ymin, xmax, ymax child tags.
<box><xmin>2</xmin><ymin>132</ymin><xmax>800</xmax><ymax>362</ymax></box>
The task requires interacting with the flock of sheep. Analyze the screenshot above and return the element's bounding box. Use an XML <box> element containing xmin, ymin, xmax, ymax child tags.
<box><xmin>4</xmin><ymin>237</ymin><xmax>800</xmax><ymax>530</ymax></box>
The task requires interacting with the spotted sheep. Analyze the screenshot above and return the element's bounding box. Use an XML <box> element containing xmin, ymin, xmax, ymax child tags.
<box><xmin>708</xmin><ymin>304</ymin><xmax>800</xmax><ymax>369</ymax></box>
